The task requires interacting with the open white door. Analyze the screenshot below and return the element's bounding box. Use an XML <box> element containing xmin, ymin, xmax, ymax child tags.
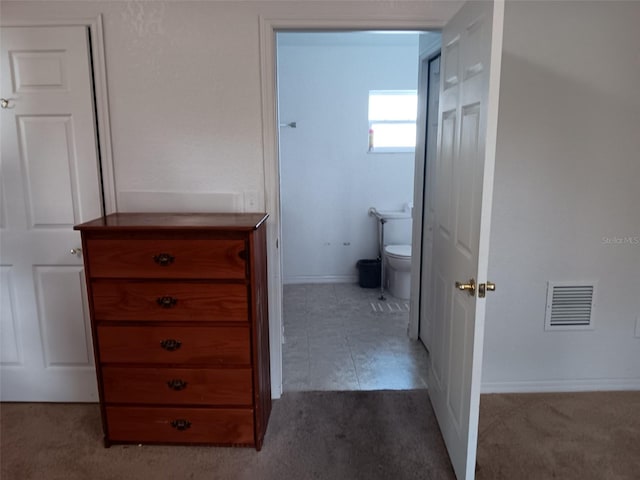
<box><xmin>426</xmin><ymin>1</ymin><xmax>504</xmax><ymax>479</ymax></box>
<box><xmin>0</xmin><ymin>26</ymin><xmax>102</xmax><ymax>401</ymax></box>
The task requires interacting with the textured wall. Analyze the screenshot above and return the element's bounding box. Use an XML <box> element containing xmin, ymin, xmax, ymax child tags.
<box><xmin>2</xmin><ymin>0</ymin><xmax>462</xmax><ymax>398</ymax></box>
<box><xmin>1</xmin><ymin>1</ymin><xmax>460</xmax><ymax>213</ymax></box>
<box><xmin>483</xmin><ymin>0</ymin><xmax>640</xmax><ymax>391</ymax></box>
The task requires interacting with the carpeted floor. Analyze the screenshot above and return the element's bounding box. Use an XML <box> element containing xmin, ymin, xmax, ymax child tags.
<box><xmin>0</xmin><ymin>390</ymin><xmax>453</xmax><ymax>480</ymax></box>
<box><xmin>1</xmin><ymin>390</ymin><xmax>639</xmax><ymax>480</ymax></box>
<box><xmin>476</xmin><ymin>391</ymin><xmax>640</xmax><ymax>480</ymax></box>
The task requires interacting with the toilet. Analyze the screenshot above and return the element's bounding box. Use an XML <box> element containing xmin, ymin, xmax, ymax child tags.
<box><xmin>384</xmin><ymin>244</ymin><xmax>412</xmax><ymax>299</ymax></box>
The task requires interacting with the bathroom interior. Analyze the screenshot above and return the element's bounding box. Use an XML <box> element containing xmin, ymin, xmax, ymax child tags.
<box><xmin>277</xmin><ymin>31</ymin><xmax>442</xmax><ymax>392</ymax></box>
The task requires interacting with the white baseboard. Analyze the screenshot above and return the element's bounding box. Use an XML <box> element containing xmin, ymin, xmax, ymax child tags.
<box><xmin>283</xmin><ymin>274</ymin><xmax>358</xmax><ymax>285</ymax></box>
<box><xmin>481</xmin><ymin>378</ymin><xmax>640</xmax><ymax>394</ymax></box>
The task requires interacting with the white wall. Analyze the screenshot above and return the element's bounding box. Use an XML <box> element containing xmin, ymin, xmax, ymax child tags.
<box><xmin>483</xmin><ymin>0</ymin><xmax>640</xmax><ymax>392</ymax></box>
<box><xmin>1</xmin><ymin>0</ymin><xmax>460</xmax><ymax>213</ymax></box>
<box><xmin>2</xmin><ymin>0</ymin><xmax>462</xmax><ymax>399</ymax></box>
<box><xmin>278</xmin><ymin>32</ymin><xmax>418</xmax><ymax>284</ymax></box>
<box><xmin>4</xmin><ymin>1</ymin><xmax>267</xmax><ymax>212</ymax></box>
<box><xmin>7</xmin><ymin>0</ymin><xmax>637</xmax><ymax>393</ymax></box>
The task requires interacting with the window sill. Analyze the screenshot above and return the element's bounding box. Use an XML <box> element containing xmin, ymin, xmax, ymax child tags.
<box><xmin>367</xmin><ymin>149</ymin><xmax>415</xmax><ymax>154</ymax></box>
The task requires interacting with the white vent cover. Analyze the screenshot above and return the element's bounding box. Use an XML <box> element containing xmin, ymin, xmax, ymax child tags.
<box><xmin>545</xmin><ymin>282</ymin><xmax>595</xmax><ymax>331</ymax></box>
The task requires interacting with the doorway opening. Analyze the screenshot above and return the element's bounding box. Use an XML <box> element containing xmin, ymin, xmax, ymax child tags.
<box><xmin>276</xmin><ymin>31</ymin><xmax>441</xmax><ymax>392</ymax></box>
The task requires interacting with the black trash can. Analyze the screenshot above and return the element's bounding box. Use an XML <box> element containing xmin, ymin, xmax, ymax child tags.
<box><xmin>356</xmin><ymin>259</ymin><xmax>381</xmax><ymax>288</ymax></box>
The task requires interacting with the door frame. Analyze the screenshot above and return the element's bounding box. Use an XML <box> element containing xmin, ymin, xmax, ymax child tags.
<box><xmin>259</xmin><ymin>15</ymin><xmax>450</xmax><ymax>399</ymax></box>
<box><xmin>409</xmin><ymin>48</ymin><xmax>443</xmax><ymax>341</ymax></box>
<box><xmin>0</xmin><ymin>15</ymin><xmax>117</xmax><ymax>215</ymax></box>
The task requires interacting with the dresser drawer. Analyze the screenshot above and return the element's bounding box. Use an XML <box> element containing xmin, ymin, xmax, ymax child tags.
<box><xmin>97</xmin><ymin>326</ymin><xmax>250</xmax><ymax>365</ymax></box>
<box><xmin>92</xmin><ymin>281</ymin><xmax>248</xmax><ymax>322</ymax></box>
<box><xmin>102</xmin><ymin>367</ymin><xmax>253</xmax><ymax>405</ymax></box>
<box><xmin>106</xmin><ymin>406</ymin><xmax>254</xmax><ymax>445</ymax></box>
<box><xmin>86</xmin><ymin>239</ymin><xmax>246</xmax><ymax>279</ymax></box>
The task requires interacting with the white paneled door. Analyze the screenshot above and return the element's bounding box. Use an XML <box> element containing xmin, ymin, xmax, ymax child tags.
<box><xmin>0</xmin><ymin>26</ymin><xmax>102</xmax><ymax>401</ymax></box>
<box><xmin>426</xmin><ymin>1</ymin><xmax>504</xmax><ymax>479</ymax></box>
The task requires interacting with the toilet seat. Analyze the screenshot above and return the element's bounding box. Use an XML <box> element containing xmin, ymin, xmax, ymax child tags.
<box><xmin>384</xmin><ymin>244</ymin><xmax>411</xmax><ymax>259</ymax></box>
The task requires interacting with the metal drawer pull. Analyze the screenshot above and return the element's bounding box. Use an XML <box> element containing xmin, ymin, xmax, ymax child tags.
<box><xmin>160</xmin><ymin>339</ymin><xmax>182</xmax><ymax>351</ymax></box>
<box><xmin>156</xmin><ymin>296</ymin><xmax>178</xmax><ymax>308</ymax></box>
<box><xmin>170</xmin><ymin>419</ymin><xmax>191</xmax><ymax>431</ymax></box>
<box><xmin>153</xmin><ymin>253</ymin><xmax>175</xmax><ymax>266</ymax></box>
<box><xmin>167</xmin><ymin>379</ymin><xmax>188</xmax><ymax>391</ymax></box>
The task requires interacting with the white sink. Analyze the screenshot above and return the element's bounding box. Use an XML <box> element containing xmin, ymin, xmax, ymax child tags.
<box><xmin>368</xmin><ymin>207</ymin><xmax>412</xmax><ymax>220</ymax></box>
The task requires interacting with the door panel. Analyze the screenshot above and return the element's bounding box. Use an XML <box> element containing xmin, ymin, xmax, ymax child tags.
<box><xmin>0</xmin><ymin>266</ymin><xmax>21</xmax><ymax>364</ymax></box>
<box><xmin>443</xmin><ymin>38</ymin><xmax>460</xmax><ymax>91</ymax></box>
<box><xmin>437</xmin><ymin>110</ymin><xmax>456</xmax><ymax>238</ymax></box>
<box><xmin>18</xmin><ymin>115</ymin><xmax>79</xmax><ymax>226</ymax></box>
<box><xmin>34</xmin><ymin>266</ymin><xmax>91</xmax><ymax>366</ymax></box>
<box><xmin>431</xmin><ymin>271</ymin><xmax>448</xmax><ymax>389</ymax></box>
<box><xmin>456</xmin><ymin>105</ymin><xmax>481</xmax><ymax>255</ymax></box>
<box><xmin>449</xmin><ymin>295</ymin><xmax>470</xmax><ymax>426</ymax></box>
<box><xmin>0</xmin><ymin>26</ymin><xmax>102</xmax><ymax>401</ymax></box>
<box><xmin>426</xmin><ymin>1</ymin><xmax>504</xmax><ymax>479</ymax></box>
<box><xmin>11</xmin><ymin>50</ymin><xmax>69</xmax><ymax>92</ymax></box>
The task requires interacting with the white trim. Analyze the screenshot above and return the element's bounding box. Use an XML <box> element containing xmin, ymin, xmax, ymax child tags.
<box><xmin>367</xmin><ymin>148</ymin><xmax>416</xmax><ymax>154</ymax></box>
<box><xmin>482</xmin><ymin>378</ymin><xmax>640</xmax><ymax>394</ymax></box>
<box><xmin>409</xmin><ymin>56</ymin><xmax>428</xmax><ymax>341</ymax></box>
<box><xmin>0</xmin><ymin>15</ymin><xmax>117</xmax><ymax>215</ymax></box>
<box><xmin>260</xmin><ymin>14</ymin><xmax>448</xmax><ymax>402</ymax></box>
<box><xmin>89</xmin><ymin>15</ymin><xmax>117</xmax><ymax>215</ymax></box>
<box><xmin>284</xmin><ymin>275</ymin><xmax>358</xmax><ymax>285</ymax></box>
<box><xmin>420</xmin><ymin>34</ymin><xmax>443</xmax><ymax>58</ymax></box>
<box><xmin>262</xmin><ymin>17</ymin><xmax>446</xmax><ymax>32</ymax></box>
<box><xmin>259</xmin><ymin>15</ymin><xmax>283</xmax><ymax>400</ymax></box>
<box><xmin>409</xmin><ymin>50</ymin><xmax>440</xmax><ymax>341</ymax></box>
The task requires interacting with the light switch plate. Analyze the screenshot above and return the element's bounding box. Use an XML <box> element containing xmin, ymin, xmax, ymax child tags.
<box><xmin>635</xmin><ymin>317</ymin><xmax>640</xmax><ymax>338</ymax></box>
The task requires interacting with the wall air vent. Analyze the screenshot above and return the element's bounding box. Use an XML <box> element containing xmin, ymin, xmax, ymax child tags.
<box><xmin>545</xmin><ymin>282</ymin><xmax>595</xmax><ymax>331</ymax></box>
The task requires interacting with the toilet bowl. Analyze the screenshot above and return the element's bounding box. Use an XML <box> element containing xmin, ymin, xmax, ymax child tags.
<box><xmin>384</xmin><ymin>244</ymin><xmax>412</xmax><ymax>299</ymax></box>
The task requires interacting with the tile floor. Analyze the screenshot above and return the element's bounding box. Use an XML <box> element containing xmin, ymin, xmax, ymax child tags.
<box><xmin>282</xmin><ymin>283</ymin><xmax>429</xmax><ymax>392</ymax></box>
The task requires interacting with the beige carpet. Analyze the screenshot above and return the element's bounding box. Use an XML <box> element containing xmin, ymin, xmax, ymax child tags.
<box><xmin>1</xmin><ymin>390</ymin><xmax>639</xmax><ymax>480</ymax></box>
<box><xmin>477</xmin><ymin>391</ymin><xmax>640</xmax><ymax>480</ymax></box>
<box><xmin>0</xmin><ymin>390</ymin><xmax>453</xmax><ymax>480</ymax></box>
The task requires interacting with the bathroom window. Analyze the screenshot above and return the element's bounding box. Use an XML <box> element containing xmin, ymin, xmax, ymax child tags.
<box><xmin>368</xmin><ymin>90</ymin><xmax>418</xmax><ymax>153</ymax></box>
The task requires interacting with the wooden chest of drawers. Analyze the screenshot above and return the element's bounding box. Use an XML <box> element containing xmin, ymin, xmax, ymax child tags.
<box><xmin>75</xmin><ymin>213</ymin><xmax>271</xmax><ymax>450</ymax></box>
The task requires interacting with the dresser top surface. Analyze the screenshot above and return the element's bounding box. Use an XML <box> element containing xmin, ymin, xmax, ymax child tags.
<box><xmin>74</xmin><ymin>213</ymin><xmax>268</xmax><ymax>231</ymax></box>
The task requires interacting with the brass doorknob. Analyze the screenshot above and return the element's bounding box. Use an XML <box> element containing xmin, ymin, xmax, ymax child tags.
<box><xmin>455</xmin><ymin>278</ymin><xmax>476</xmax><ymax>296</ymax></box>
<box><xmin>478</xmin><ymin>281</ymin><xmax>496</xmax><ymax>298</ymax></box>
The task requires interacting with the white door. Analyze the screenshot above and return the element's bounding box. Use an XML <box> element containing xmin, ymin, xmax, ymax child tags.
<box><xmin>0</xmin><ymin>26</ymin><xmax>102</xmax><ymax>401</ymax></box>
<box><xmin>426</xmin><ymin>1</ymin><xmax>504</xmax><ymax>479</ymax></box>
<box><xmin>419</xmin><ymin>53</ymin><xmax>441</xmax><ymax>349</ymax></box>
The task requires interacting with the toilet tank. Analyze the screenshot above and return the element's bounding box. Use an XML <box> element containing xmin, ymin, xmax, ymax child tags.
<box><xmin>384</xmin><ymin>217</ymin><xmax>412</xmax><ymax>245</ymax></box>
